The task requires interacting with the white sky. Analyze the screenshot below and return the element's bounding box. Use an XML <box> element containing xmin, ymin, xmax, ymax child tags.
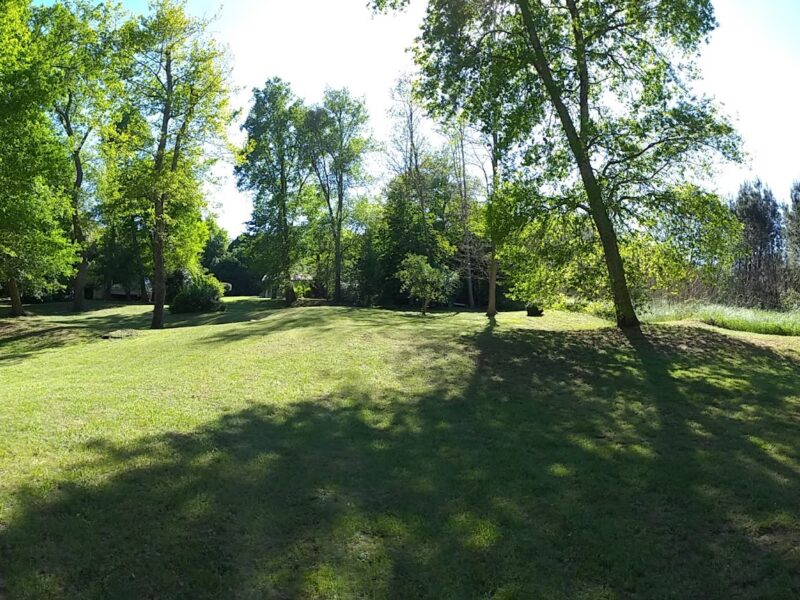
<box><xmin>115</xmin><ymin>0</ymin><xmax>800</xmax><ymax>236</ymax></box>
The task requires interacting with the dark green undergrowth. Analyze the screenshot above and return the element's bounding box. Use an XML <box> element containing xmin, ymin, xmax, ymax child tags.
<box><xmin>1</xmin><ymin>299</ymin><xmax>798</xmax><ymax>599</ymax></box>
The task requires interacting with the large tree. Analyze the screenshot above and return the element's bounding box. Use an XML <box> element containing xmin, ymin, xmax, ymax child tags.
<box><xmin>0</xmin><ymin>0</ymin><xmax>77</xmax><ymax>316</ymax></box>
<box><xmin>119</xmin><ymin>0</ymin><xmax>231</xmax><ymax>329</ymax></box>
<box><xmin>43</xmin><ymin>0</ymin><xmax>121</xmax><ymax>311</ymax></box>
<box><xmin>730</xmin><ymin>180</ymin><xmax>786</xmax><ymax>308</ymax></box>
<box><xmin>375</xmin><ymin>0</ymin><xmax>740</xmax><ymax>328</ymax></box>
<box><xmin>300</xmin><ymin>88</ymin><xmax>370</xmax><ymax>304</ymax></box>
<box><xmin>237</xmin><ymin>78</ymin><xmax>308</xmax><ymax>297</ymax></box>
<box><xmin>787</xmin><ymin>181</ymin><xmax>800</xmax><ymax>268</ymax></box>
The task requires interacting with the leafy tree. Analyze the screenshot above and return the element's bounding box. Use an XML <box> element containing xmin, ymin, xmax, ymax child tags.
<box><xmin>300</xmin><ymin>88</ymin><xmax>370</xmax><ymax>303</ymax></box>
<box><xmin>374</xmin><ymin>0</ymin><xmax>741</xmax><ymax>328</ymax></box>
<box><xmin>119</xmin><ymin>0</ymin><xmax>231</xmax><ymax>329</ymax></box>
<box><xmin>43</xmin><ymin>0</ymin><xmax>121</xmax><ymax>311</ymax></box>
<box><xmin>396</xmin><ymin>253</ymin><xmax>459</xmax><ymax>315</ymax></box>
<box><xmin>201</xmin><ymin>216</ymin><xmax>229</xmax><ymax>270</ymax></box>
<box><xmin>0</xmin><ymin>0</ymin><xmax>77</xmax><ymax>316</ymax></box>
<box><xmin>237</xmin><ymin>78</ymin><xmax>308</xmax><ymax>298</ymax></box>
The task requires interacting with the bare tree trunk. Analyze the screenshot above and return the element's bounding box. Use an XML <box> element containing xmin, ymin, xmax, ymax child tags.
<box><xmin>486</xmin><ymin>251</ymin><xmax>498</xmax><ymax>318</ymax></box>
<box><xmin>7</xmin><ymin>278</ymin><xmax>24</xmax><ymax>317</ymax></box>
<box><xmin>333</xmin><ymin>232</ymin><xmax>343</xmax><ymax>304</ymax></box>
<box><xmin>151</xmin><ymin>195</ymin><xmax>166</xmax><ymax>329</ymax></box>
<box><xmin>466</xmin><ymin>259</ymin><xmax>476</xmax><ymax>309</ymax></box>
<box><xmin>72</xmin><ymin>256</ymin><xmax>90</xmax><ymax>311</ymax></box>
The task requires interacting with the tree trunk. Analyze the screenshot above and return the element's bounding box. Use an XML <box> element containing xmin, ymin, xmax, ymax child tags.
<box><xmin>465</xmin><ymin>252</ymin><xmax>476</xmax><ymax>309</ymax></box>
<box><xmin>333</xmin><ymin>233</ymin><xmax>343</xmax><ymax>304</ymax></box>
<box><xmin>71</xmin><ymin>255</ymin><xmax>90</xmax><ymax>312</ymax></box>
<box><xmin>486</xmin><ymin>252</ymin><xmax>498</xmax><ymax>318</ymax></box>
<box><xmin>587</xmin><ymin>191</ymin><xmax>640</xmax><ymax>328</ymax></box>
<box><xmin>422</xmin><ymin>298</ymin><xmax>429</xmax><ymax>316</ymax></box>
<box><xmin>517</xmin><ymin>0</ymin><xmax>639</xmax><ymax>328</ymax></box>
<box><xmin>151</xmin><ymin>195</ymin><xmax>166</xmax><ymax>329</ymax></box>
<box><xmin>7</xmin><ymin>278</ymin><xmax>24</xmax><ymax>317</ymax></box>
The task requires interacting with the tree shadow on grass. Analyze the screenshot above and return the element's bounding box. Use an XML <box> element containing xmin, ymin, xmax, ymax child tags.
<box><xmin>1</xmin><ymin>324</ymin><xmax>798</xmax><ymax>598</ymax></box>
<box><xmin>0</xmin><ymin>299</ymin><xmax>287</xmax><ymax>364</ymax></box>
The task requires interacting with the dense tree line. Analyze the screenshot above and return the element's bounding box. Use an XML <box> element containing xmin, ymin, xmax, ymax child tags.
<box><xmin>1</xmin><ymin>0</ymin><xmax>230</xmax><ymax>326</ymax></box>
<box><xmin>2</xmin><ymin>0</ymin><xmax>799</xmax><ymax>326</ymax></box>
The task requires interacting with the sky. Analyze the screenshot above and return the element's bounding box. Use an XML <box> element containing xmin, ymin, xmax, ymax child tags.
<box><xmin>71</xmin><ymin>0</ymin><xmax>800</xmax><ymax>235</ymax></box>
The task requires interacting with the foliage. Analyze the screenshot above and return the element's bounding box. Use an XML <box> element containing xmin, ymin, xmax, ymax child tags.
<box><xmin>301</xmin><ymin>88</ymin><xmax>371</xmax><ymax>303</ymax></box>
<box><xmin>237</xmin><ymin>78</ymin><xmax>307</xmax><ymax>290</ymax></box>
<box><xmin>374</xmin><ymin>0</ymin><xmax>741</xmax><ymax>327</ymax></box>
<box><xmin>729</xmin><ymin>180</ymin><xmax>787</xmax><ymax>309</ymax></box>
<box><xmin>644</xmin><ymin>301</ymin><xmax>800</xmax><ymax>337</ymax></box>
<box><xmin>116</xmin><ymin>0</ymin><xmax>232</xmax><ymax>328</ymax></box>
<box><xmin>396</xmin><ymin>254</ymin><xmax>459</xmax><ymax>314</ymax></box>
<box><xmin>0</xmin><ymin>1</ymin><xmax>77</xmax><ymax>307</ymax></box>
<box><xmin>169</xmin><ymin>272</ymin><xmax>225</xmax><ymax>314</ymax></box>
<box><xmin>785</xmin><ymin>181</ymin><xmax>800</xmax><ymax>267</ymax></box>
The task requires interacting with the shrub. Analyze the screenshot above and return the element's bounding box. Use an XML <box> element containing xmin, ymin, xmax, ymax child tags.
<box><xmin>396</xmin><ymin>254</ymin><xmax>459</xmax><ymax>315</ymax></box>
<box><xmin>169</xmin><ymin>273</ymin><xmax>226</xmax><ymax>314</ymax></box>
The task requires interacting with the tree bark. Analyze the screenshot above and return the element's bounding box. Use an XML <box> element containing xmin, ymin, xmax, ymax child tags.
<box><xmin>517</xmin><ymin>0</ymin><xmax>639</xmax><ymax>328</ymax></box>
<box><xmin>333</xmin><ymin>232</ymin><xmax>343</xmax><ymax>304</ymax></box>
<box><xmin>7</xmin><ymin>278</ymin><xmax>24</xmax><ymax>317</ymax></box>
<box><xmin>486</xmin><ymin>251</ymin><xmax>498</xmax><ymax>318</ymax></box>
<box><xmin>150</xmin><ymin>50</ymin><xmax>173</xmax><ymax>330</ymax></box>
<box><xmin>72</xmin><ymin>256</ymin><xmax>90</xmax><ymax>311</ymax></box>
<box><xmin>151</xmin><ymin>195</ymin><xmax>166</xmax><ymax>329</ymax></box>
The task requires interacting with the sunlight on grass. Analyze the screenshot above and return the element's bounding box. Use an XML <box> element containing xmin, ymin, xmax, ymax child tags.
<box><xmin>643</xmin><ymin>302</ymin><xmax>800</xmax><ymax>336</ymax></box>
<box><xmin>1</xmin><ymin>299</ymin><xmax>799</xmax><ymax>598</ymax></box>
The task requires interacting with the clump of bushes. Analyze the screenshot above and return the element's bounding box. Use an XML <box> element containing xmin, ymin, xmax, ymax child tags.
<box><xmin>170</xmin><ymin>273</ymin><xmax>226</xmax><ymax>314</ymax></box>
<box><xmin>396</xmin><ymin>254</ymin><xmax>459</xmax><ymax>315</ymax></box>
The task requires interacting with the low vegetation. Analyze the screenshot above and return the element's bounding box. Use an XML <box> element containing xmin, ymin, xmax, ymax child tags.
<box><xmin>644</xmin><ymin>302</ymin><xmax>800</xmax><ymax>337</ymax></box>
<box><xmin>1</xmin><ymin>299</ymin><xmax>798</xmax><ymax>599</ymax></box>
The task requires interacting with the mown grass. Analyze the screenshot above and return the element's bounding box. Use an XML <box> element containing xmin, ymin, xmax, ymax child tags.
<box><xmin>643</xmin><ymin>302</ymin><xmax>800</xmax><ymax>336</ymax></box>
<box><xmin>1</xmin><ymin>298</ymin><xmax>799</xmax><ymax>599</ymax></box>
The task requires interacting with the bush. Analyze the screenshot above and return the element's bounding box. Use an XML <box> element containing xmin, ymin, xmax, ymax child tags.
<box><xmin>169</xmin><ymin>273</ymin><xmax>226</xmax><ymax>314</ymax></box>
<box><xmin>396</xmin><ymin>254</ymin><xmax>459</xmax><ymax>315</ymax></box>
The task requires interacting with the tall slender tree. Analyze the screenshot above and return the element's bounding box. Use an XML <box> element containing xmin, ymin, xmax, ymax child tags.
<box><xmin>374</xmin><ymin>0</ymin><xmax>740</xmax><ymax>328</ymax></box>
<box><xmin>237</xmin><ymin>78</ymin><xmax>307</xmax><ymax>297</ymax></box>
<box><xmin>301</xmin><ymin>88</ymin><xmax>370</xmax><ymax>303</ymax></box>
<box><xmin>119</xmin><ymin>0</ymin><xmax>231</xmax><ymax>329</ymax></box>
<box><xmin>44</xmin><ymin>0</ymin><xmax>121</xmax><ymax>311</ymax></box>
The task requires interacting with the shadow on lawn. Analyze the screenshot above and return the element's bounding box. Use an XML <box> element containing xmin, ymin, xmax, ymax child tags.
<box><xmin>1</xmin><ymin>324</ymin><xmax>799</xmax><ymax>598</ymax></box>
<box><xmin>0</xmin><ymin>299</ymin><xmax>287</xmax><ymax>363</ymax></box>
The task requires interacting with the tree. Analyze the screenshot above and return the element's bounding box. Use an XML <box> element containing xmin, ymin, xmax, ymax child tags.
<box><xmin>374</xmin><ymin>0</ymin><xmax>740</xmax><ymax>328</ymax></box>
<box><xmin>300</xmin><ymin>88</ymin><xmax>370</xmax><ymax>303</ymax></box>
<box><xmin>120</xmin><ymin>0</ymin><xmax>231</xmax><ymax>329</ymax></box>
<box><xmin>43</xmin><ymin>0</ymin><xmax>121</xmax><ymax>312</ymax></box>
<box><xmin>396</xmin><ymin>254</ymin><xmax>458</xmax><ymax>315</ymax></box>
<box><xmin>237</xmin><ymin>78</ymin><xmax>307</xmax><ymax>298</ymax></box>
<box><xmin>730</xmin><ymin>180</ymin><xmax>786</xmax><ymax>308</ymax></box>
<box><xmin>0</xmin><ymin>0</ymin><xmax>77</xmax><ymax>316</ymax></box>
<box><xmin>787</xmin><ymin>181</ymin><xmax>800</xmax><ymax>268</ymax></box>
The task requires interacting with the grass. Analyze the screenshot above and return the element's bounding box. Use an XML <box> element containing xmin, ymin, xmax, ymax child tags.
<box><xmin>643</xmin><ymin>302</ymin><xmax>800</xmax><ymax>336</ymax></box>
<box><xmin>1</xmin><ymin>298</ymin><xmax>799</xmax><ymax>599</ymax></box>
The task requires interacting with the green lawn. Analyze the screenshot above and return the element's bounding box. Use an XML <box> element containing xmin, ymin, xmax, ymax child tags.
<box><xmin>1</xmin><ymin>299</ymin><xmax>799</xmax><ymax>599</ymax></box>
